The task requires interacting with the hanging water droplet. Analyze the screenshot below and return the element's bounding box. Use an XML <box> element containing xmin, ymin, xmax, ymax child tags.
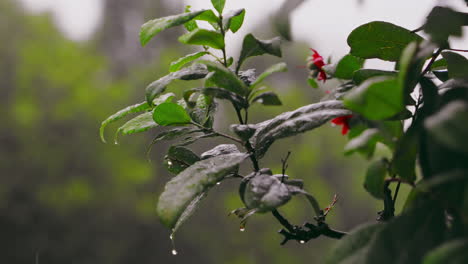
<box><xmin>167</xmin><ymin>160</ymin><xmax>173</xmax><ymax>166</ymax></box>
<box><xmin>169</xmin><ymin>234</ymin><xmax>173</xmax><ymax>240</ymax></box>
<box><xmin>171</xmin><ymin>249</ymin><xmax>178</xmax><ymax>255</ymax></box>
<box><xmin>216</xmin><ymin>182</ymin><xmax>221</xmax><ymax>185</ymax></box>
<box><xmin>300</xmin><ymin>240</ymin><xmax>305</xmax><ymax>244</ymax></box>
<box><xmin>240</xmin><ymin>227</ymin><xmax>245</xmax><ymax>232</ymax></box>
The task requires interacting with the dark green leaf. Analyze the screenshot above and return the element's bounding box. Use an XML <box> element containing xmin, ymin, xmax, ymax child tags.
<box><xmin>391</xmin><ymin>125</ymin><xmax>418</xmax><ymax>182</ymax></box>
<box><xmin>363</xmin><ymin>202</ymin><xmax>445</xmax><ymax>264</ymax></box>
<box><xmin>423</xmin><ymin>239</ymin><xmax>468</xmax><ymax>264</ymax></box>
<box><xmin>334</xmin><ymin>54</ymin><xmax>365</xmax><ymax>79</ymax></box>
<box><xmin>243</xmin><ymin>174</ymin><xmax>291</xmax><ymax>212</ymax></box>
<box><xmin>425</xmin><ymin>100</ymin><xmax>468</xmax><ymax>154</ymax></box>
<box><xmin>442</xmin><ymin>51</ymin><xmax>468</xmax><ymax>79</ymax></box>
<box><xmin>433</xmin><ymin>71</ymin><xmax>449</xmax><ymax>82</ymax></box>
<box><xmin>178</xmin><ymin>28</ymin><xmax>225</xmax><ymax>49</ymax></box>
<box><xmin>234</xmin><ymin>100</ymin><xmax>352</xmax><ymax>158</ymax></box>
<box><xmin>352</xmin><ymin>69</ymin><xmax>397</xmax><ymax>85</ymax></box>
<box><xmin>100</xmin><ymin>102</ymin><xmax>150</xmax><ymax>143</ymax></box>
<box><xmin>251</xmin><ymin>92</ymin><xmax>282</xmax><ymax>106</ymax></box>
<box><xmin>153</xmin><ymin>102</ymin><xmax>192</xmax><ymax>126</ymax></box>
<box><xmin>145</xmin><ymin>63</ymin><xmax>208</xmax><ymax>104</ymax></box>
<box><xmin>430</xmin><ymin>58</ymin><xmax>447</xmax><ymax>71</ymax></box>
<box><xmin>344</xmin><ymin>77</ymin><xmax>404</xmax><ymax>120</ymax></box>
<box><xmin>237</xmin><ymin>34</ymin><xmax>282</xmax><ymax>72</ymax></box>
<box><xmin>251</xmin><ymin>62</ymin><xmax>288</xmax><ymax>88</ymax></box>
<box><xmin>226</xmin><ymin>57</ymin><xmax>234</xmax><ymax>67</ymax></box>
<box><xmin>169</xmin><ymin>51</ymin><xmax>209</xmax><ymax>72</ymax></box>
<box><xmin>211</xmin><ymin>0</ymin><xmax>225</xmax><ymax>14</ymax></box>
<box><xmin>364</xmin><ymin>159</ymin><xmax>388</xmax><ymax>199</ymax></box>
<box><xmin>157</xmin><ymin>153</ymin><xmax>248</xmax><ymax>228</ymax></box>
<box><xmin>200</xmin><ymin>144</ymin><xmax>240</xmax><ymax>159</ymax></box>
<box><xmin>424</xmin><ymin>6</ymin><xmax>468</xmax><ymax>45</ymax></box>
<box><xmin>202</xmin><ymin>87</ymin><xmax>248</xmax><ymax>108</ymax></box>
<box><xmin>147</xmin><ymin>127</ymin><xmax>202</xmax><ymax>156</ymax></box>
<box><xmin>223</xmin><ymin>9</ymin><xmax>245</xmax><ymax>32</ymax></box>
<box><xmin>189</xmin><ymin>93</ymin><xmax>215</xmax><ymax>126</ymax></box>
<box><xmin>200</xmin><ymin>60</ymin><xmax>249</xmax><ymax>96</ymax></box>
<box><xmin>164</xmin><ymin>146</ymin><xmax>200</xmax><ymax>174</ymax></box>
<box><xmin>325</xmin><ymin>223</ymin><xmax>383</xmax><ymax>264</ymax></box>
<box><xmin>347</xmin><ymin>21</ymin><xmax>423</xmax><ymax>61</ymax></box>
<box><xmin>140</xmin><ymin>10</ymin><xmax>208</xmax><ymax>46</ymax></box>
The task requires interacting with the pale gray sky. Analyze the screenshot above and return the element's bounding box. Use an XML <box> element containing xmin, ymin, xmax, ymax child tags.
<box><xmin>19</xmin><ymin>0</ymin><xmax>467</xmax><ymax>57</ymax></box>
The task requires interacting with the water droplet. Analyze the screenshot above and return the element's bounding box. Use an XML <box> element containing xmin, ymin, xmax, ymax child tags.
<box><xmin>240</xmin><ymin>227</ymin><xmax>245</xmax><ymax>232</ymax></box>
<box><xmin>171</xmin><ymin>249</ymin><xmax>178</xmax><ymax>255</ymax></box>
<box><xmin>216</xmin><ymin>182</ymin><xmax>221</xmax><ymax>185</ymax></box>
<box><xmin>167</xmin><ymin>161</ymin><xmax>173</xmax><ymax>166</ymax></box>
<box><xmin>169</xmin><ymin>234</ymin><xmax>173</xmax><ymax>240</ymax></box>
<box><xmin>300</xmin><ymin>240</ymin><xmax>305</xmax><ymax>244</ymax></box>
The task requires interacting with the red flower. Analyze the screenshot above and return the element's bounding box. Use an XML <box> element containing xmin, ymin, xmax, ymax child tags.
<box><xmin>331</xmin><ymin>115</ymin><xmax>353</xmax><ymax>135</ymax></box>
<box><xmin>309</xmin><ymin>48</ymin><xmax>327</xmax><ymax>83</ymax></box>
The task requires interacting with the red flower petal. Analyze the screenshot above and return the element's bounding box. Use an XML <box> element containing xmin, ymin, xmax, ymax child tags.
<box><xmin>331</xmin><ymin>115</ymin><xmax>353</xmax><ymax>135</ymax></box>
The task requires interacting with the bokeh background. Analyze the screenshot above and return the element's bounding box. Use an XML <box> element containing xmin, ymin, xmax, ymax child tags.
<box><xmin>1</xmin><ymin>0</ymin><xmax>466</xmax><ymax>263</ymax></box>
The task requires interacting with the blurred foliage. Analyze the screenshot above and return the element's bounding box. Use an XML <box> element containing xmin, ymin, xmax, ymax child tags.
<box><xmin>0</xmin><ymin>0</ymin><xmax>378</xmax><ymax>263</ymax></box>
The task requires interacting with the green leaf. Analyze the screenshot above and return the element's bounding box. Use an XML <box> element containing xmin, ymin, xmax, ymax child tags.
<box><xmin>115</xmin><ymin>112</ymin><xmax>156</xmax><ymax>142</ymax></box>
<box><xmin>352</xmin><ymin>69</ymin><xmax>397</xmax><ymax>85</ymax></box>
<box><xmin>153</xmin><ymin>102</ymin><xmax>192</xmax><ymax>126</ymax></box>
<box><xmin>202</xmin><ymin>87</ymin><xmax>248</xmax><ymax>109</ymax></box>
<box><xmin>442</xmin><ymin>51</ymin><xmax>468</xmax><ymax>79</ymax></box>
<box><xmin>344</xmin><ymin>128</ymin><xmax>380</xmax><ymax>157</ymax></box>
<box><xmin>193</xmin><ymin>10</ymin><xmax>219</xmax><ymax>24</ymax></box>
<box><xmin>114</xmin><ymin>93</ymin><xmax>175</xmax><ymax>143</ymax></box>
<box><xmin>147</xmin><ymin>127</ymin><xmax>202</xmax><ymax>156</ymax></box>
<box><xmin>140</xmin><ymin>10</ymin><xmax>208</xmax><ymax>46</ymax></box>
<box><xmin>200</xmin><ymin>60</ymin><xmax>249</xmax><ymax>96</ymax></box>
<box><xmin>183</xmin><ymin>5</ymin><xmax>198</xmax><ymax>32</ymax></box>
<box><xmin>178</xmin><ymin>28</ymin><xmax>225</xmax><ymax>49</ymax></box>
<box><xmin>211</xmin><ymin>0</ymin><xmax>225</xmax><ymax>14</ymax></box>
<box><xmin>145</xmin><ymin>63</ymin><xmax>208</xmax><ymax>104</ymax></box>
<box><xmin>233</xmin><ymin>100</ymin><xmax>352</xmax><ymax>158</ymax></box>
<box><xmin>425</xmin><ymin>100</ymin><xmax>468</xmax><ymax>154</ymax></box>
<box><xmin>307</xmin><ymin>78</ymin><xmax>318</xmax><ymax>88</ymax></box>
<box><xmin>325</xmin><ymin>223</ymin><xmax>383</xmax><ymax>264</ymax></box>
<box><xmin>344</xmin><ymin>77</ymin><xmax>403</xmax><ymax>120</ymax></box>
<box><xmin>200</xmin><ymin>144</ymin><xmax>240</xmax><ymax>159</ymax></box>
<box><xmin>271</xmin><ymin>0</ymin><xmax>306</xmax><ymax>41</ymax></box>
<box><xmin>347</xmin><ymin>21</ymin><xmax>423</xmax><ymax>61</ymax></box>
<box><xmin>251</xmin><ymin>92</ymin><xmax>282</xmax><ymax>106</ymax></box>
<box><xmin>237</xmin><ymin>34</ymin><xmax>282</xmax><ymax>72</ymax></box>
<box><xmin>364</xmin><ymin>159</ymin><xmax>388</xmax><ymax>199</ymax></box>
<box><xmin>397</xmin><ymin>41</ymin><xmax>425</xmax><ymax>97</ymax></box>
<box><xmin>171</xmin><ymin>192</ymin><xmax>206</xmax><ymax>237</ymax></box>
<box><xmin>169</xmin><ymin>51</ymin><xmax>209</xmax><ymax>72</ymax></box>
<box><xmin>251</xmin><ymin>62</ymin><xmax>288</xmax><ymax>88</ymax></box>
<box><xmin>157</xmin><ymin>153</ymin><xmax>248</xmax><ymax>228</ymax></box>
<box><xmin>334</xmin><ymin>54</ymin><xmax>365</xmax><ymax>79</ymax></box>
<box><xmin>188</xmin><ymin>93</ymin><xmax>215</xmax><ymax>127</ymax></box>
<box><xmin>424</xmin><ymin>6</ymin><xmax>468</xmax><ymax>45</ymax></box>
<box><xmin>100</xmin><ymin>102</ymin><xmax>150</xmax><ymax>143</ymax></box>
<box><xmin>423</xmin><ymin>239</ymin><xmax>468</xmax><ymax>264</ymax></box>
<box><xmin>164</xmin><ymin>146</ymin><xmax>200</xmax><ymax>174</ymax></box>
<box><xmin>430</xmin><ymin>58</ymin><xmax>447</xmax><ymax>71</ymax></box>
<box><xmin>223</xmin><ymin>9</ymin><xmax>245</xmax><ymax>33</ymax></box>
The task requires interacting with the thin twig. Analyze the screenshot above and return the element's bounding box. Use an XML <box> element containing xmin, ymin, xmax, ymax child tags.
<box><xmin>190</xmin><ymin>122</ymin><xmax>243</xmax><ymax>144</ymax></box>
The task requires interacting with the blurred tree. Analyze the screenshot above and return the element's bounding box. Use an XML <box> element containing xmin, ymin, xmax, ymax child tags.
<box><xmin>0</xmin><ymin>0</ymin><xmax>374</xmax><ymax>263</ymax></box>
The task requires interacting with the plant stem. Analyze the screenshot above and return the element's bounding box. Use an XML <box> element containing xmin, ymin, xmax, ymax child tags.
<box><xmin>272</xmin><ymin>209</ymin><xmax>295</xmax><ymax>232</ymax></box>
<box><xmin>392</xmin><ymin>181</ymin><xmax>402</xmax><ymax>207</ymax></box>
<box><xmin>218</xmin><ymin>15</ymin><xmax>228</xmax><ymax>67</ymax></box>
<box><xmin>190</xmin><ymin>122</ymin><xmax>243</xmax><ymax>144</ymax></box>
<box><xmin>422</xmin><ymin>48</ymin><xmax>442</xmax><ymax>75</ymax></box>
<box><xmin>385</xmin><ymin>177</ymin><xmax>416</xmax><ymax>187</ymax></box>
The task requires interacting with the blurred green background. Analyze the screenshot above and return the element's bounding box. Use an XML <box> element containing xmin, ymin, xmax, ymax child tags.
<box><xmin>0</xmin><ymin>0</ymin><xmax>389</xmax><ymax>263</ymax></box>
